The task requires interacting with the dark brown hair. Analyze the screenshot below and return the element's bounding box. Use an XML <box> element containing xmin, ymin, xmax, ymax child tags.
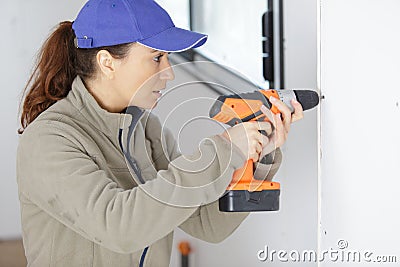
<box><xmin>18</xmin><ymin>21</ymin><xmax>133</xmax><ymax>134</ymax></box>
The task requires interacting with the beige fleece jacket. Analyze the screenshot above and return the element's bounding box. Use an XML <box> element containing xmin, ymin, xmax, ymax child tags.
<box><xmin>16</xmin><ymin>76</ymin><xmax>281</xmax><ymax>267</ymax></box>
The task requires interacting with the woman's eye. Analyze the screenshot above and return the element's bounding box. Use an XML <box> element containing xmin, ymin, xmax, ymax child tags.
<box><xmin>153</xmin><ymin>54</ymin><xmax>163</xmax><ymax>63</ymax></box>
<box><xmin>153</xmin><ymin>52</ymin><xmax>171</xmax><ymax>63</ymax></box>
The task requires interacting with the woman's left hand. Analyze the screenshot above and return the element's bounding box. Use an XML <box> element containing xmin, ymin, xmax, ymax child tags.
<box><xmin>258</xmin><ymin>96</ymin><xmax>304</xmax><ymax>158</ymax></box>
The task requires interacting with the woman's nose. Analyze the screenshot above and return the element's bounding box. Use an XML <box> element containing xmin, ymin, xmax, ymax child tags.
<box><xmin>159</xmin><ymin>59</ymin><xmax>175</xmax><ymax>81</ymax></box>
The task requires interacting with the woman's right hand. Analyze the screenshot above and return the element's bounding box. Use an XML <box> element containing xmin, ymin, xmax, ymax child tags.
<box><xmin>220</xmin><ymin>121</ymin><xmax>272</xmax><ymax>162</ymax></box>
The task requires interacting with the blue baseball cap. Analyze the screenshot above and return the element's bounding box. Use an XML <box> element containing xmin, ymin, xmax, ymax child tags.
<box><xmin>72</xmin><ymin>0</ymin><xmax>208</xmax><ymax>52</ymax></box>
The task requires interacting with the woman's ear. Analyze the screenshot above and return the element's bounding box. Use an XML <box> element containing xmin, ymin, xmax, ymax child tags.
<box><xmin>96</xmin><ymin>50</ymin><xmax>115</xmax><ymax>79</ymax></box>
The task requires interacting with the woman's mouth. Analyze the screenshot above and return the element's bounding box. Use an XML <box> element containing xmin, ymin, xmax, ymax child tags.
<box><xmin>152</xmin><ymin>90</ymin><xmax>162</xmax><ymax>97</ymax></box>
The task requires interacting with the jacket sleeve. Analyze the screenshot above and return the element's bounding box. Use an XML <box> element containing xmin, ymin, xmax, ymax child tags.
<box><xmin>160</xmin><ymin>124</ymin><xmax>282</xmax><ymax>243</ymax></box>
<box><xmin>16</xmin><ymin>121</ymin><xmax>246</xmax><ymax>254</ymax></box>
<box><xmin>253</xmin><ymin>148</ymin><xmax>282</xmax><ymax>181</ymax></box>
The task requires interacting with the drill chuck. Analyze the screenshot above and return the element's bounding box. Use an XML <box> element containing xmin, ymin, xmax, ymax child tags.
<box><xmin>293</xmin><ymin>90</ymin><xmax>320</xmax><ymax>111</ymax></box>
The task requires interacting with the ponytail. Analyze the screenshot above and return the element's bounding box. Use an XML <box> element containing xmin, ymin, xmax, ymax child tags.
<box><xmin>18</xmin><ymin>21</ymin><xmax>134</xmax><ymax>134</ymax></box>
<box><xmin>18</xmin><ymin>21</ymin><xmax>76</xmax><ymax>134</ymax></box>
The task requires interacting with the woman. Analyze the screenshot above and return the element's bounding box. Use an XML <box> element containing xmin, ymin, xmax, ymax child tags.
<box><xmin>17</xmin><ymin>0</ymin><xmax>303</xmax><ymax>266</ymax></box>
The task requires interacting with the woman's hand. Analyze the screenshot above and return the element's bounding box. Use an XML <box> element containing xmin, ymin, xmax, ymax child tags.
<box><xmin>221</xmin><ymin>121</ymin><xmax>273</xmax><ymax>162</ymax></box>
<box><xmin>258</xmin><ymin>96</ymin><xmax>304</xmax><ymax>158</ymax></box>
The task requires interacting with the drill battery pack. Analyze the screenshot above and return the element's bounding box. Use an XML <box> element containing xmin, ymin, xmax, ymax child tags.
<box><xmin>219</xmin><ymin>187</ymin><xmax>280</xmax><ymax>212</ymax></box>
<box><xmin>218</xmin><ymin>159</ymin><xmax>281</xmax><ymax>212</ymax></box>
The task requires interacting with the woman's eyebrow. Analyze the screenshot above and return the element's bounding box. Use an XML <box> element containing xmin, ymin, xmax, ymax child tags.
<box><xmin>150</xmin><ymin>49</ymin><xmax>159</xmax><ymax>53</ymax></box>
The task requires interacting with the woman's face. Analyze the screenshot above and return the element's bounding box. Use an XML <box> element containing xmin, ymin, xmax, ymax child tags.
<box><xmin>112</xmin><ymin>43</ymin><xmax>175</xmax><ymax>110</ymax></box>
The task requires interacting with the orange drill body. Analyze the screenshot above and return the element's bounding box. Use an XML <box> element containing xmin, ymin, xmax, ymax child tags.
<box><xmin>210</xmin><ymin>89</ymin><xmax>283</xmax><ymax>212</ymax></box>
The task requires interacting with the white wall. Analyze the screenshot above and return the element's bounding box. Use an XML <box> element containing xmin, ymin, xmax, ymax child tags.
<box><xmin>0</xmin><ymin>0</ymin><xmax>86</xmax><ymax>239</ymax></box>
<box><xmin>319</xmin><ymin>0</ymin><xmax>400</xmax><ymax>265</ymax></box>
<box><xmin>190</xmin><ymin>0</ymin><xmax>268</xmax><ymax>87</ymax></box>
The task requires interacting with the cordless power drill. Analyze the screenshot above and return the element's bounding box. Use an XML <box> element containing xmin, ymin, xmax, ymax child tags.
<box><xmin>209</xmin><ymin>89</ymin><xmax>320</xmax><ymax>212</ymax></box>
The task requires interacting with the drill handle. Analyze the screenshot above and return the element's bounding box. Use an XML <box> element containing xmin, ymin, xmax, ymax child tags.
<box><xmin>231</xmin><ymin>159</ymin><xmax>254</xmax><ymax>185</ymax></box>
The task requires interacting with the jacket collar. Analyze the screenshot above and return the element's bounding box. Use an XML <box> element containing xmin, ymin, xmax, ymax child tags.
<box><xmin>67</xmin><ymin>76</ymin><xmax>144</xmax><ymax>141</ymax></box>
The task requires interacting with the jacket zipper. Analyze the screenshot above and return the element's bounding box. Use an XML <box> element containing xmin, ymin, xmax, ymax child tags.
<box><xmin>118</xmin><ymin>128</ymin><xmax>146</xmax><ymax>184</ymax></box>
<box><xmin>139</xmin><ymin>247</ymin><xmax>149</xmax><ymax>267</ymax></box>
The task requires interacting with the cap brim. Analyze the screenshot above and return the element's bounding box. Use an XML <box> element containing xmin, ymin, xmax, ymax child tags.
<box><xmin>137</xmin><ymin>27</ymin><xmax>208</xmax><ymax>53</ymax></box>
